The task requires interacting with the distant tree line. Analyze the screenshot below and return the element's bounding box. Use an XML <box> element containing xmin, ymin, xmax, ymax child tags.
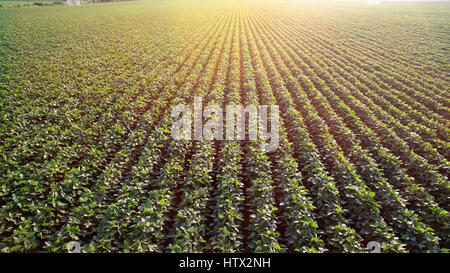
<box><xmin>82</xmin><ymin>0</ymin><xmax>138</xmax><ymax>2</ymax></box>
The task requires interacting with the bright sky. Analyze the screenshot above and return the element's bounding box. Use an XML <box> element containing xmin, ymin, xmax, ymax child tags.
<box><xmin>327</xmin><ymin>0</ymin><xmax>449</xmax><ymax>2</ymax></box>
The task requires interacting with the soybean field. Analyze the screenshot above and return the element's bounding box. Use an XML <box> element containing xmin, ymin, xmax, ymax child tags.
<box><xmin>0</xmin><ymin>0</ymin><xmax>449</xmax><ymax>253</ymax></box>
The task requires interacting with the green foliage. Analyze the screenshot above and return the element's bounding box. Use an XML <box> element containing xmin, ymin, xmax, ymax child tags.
<box><xmin>0</xmin><ymin>0</ymin><xmax>448</xmax><ymax>253</ymax></box>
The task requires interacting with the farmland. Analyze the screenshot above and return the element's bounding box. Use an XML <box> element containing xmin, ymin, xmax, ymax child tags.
<box><xmin>0</xmin><ymin>0</ymin><xmax>449</xmax><ymax>253</ymax></box>
<box><xmin>0</xmin><ymin>1</ymin><xmax>55</xmax><ymax>7</ymax></box>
